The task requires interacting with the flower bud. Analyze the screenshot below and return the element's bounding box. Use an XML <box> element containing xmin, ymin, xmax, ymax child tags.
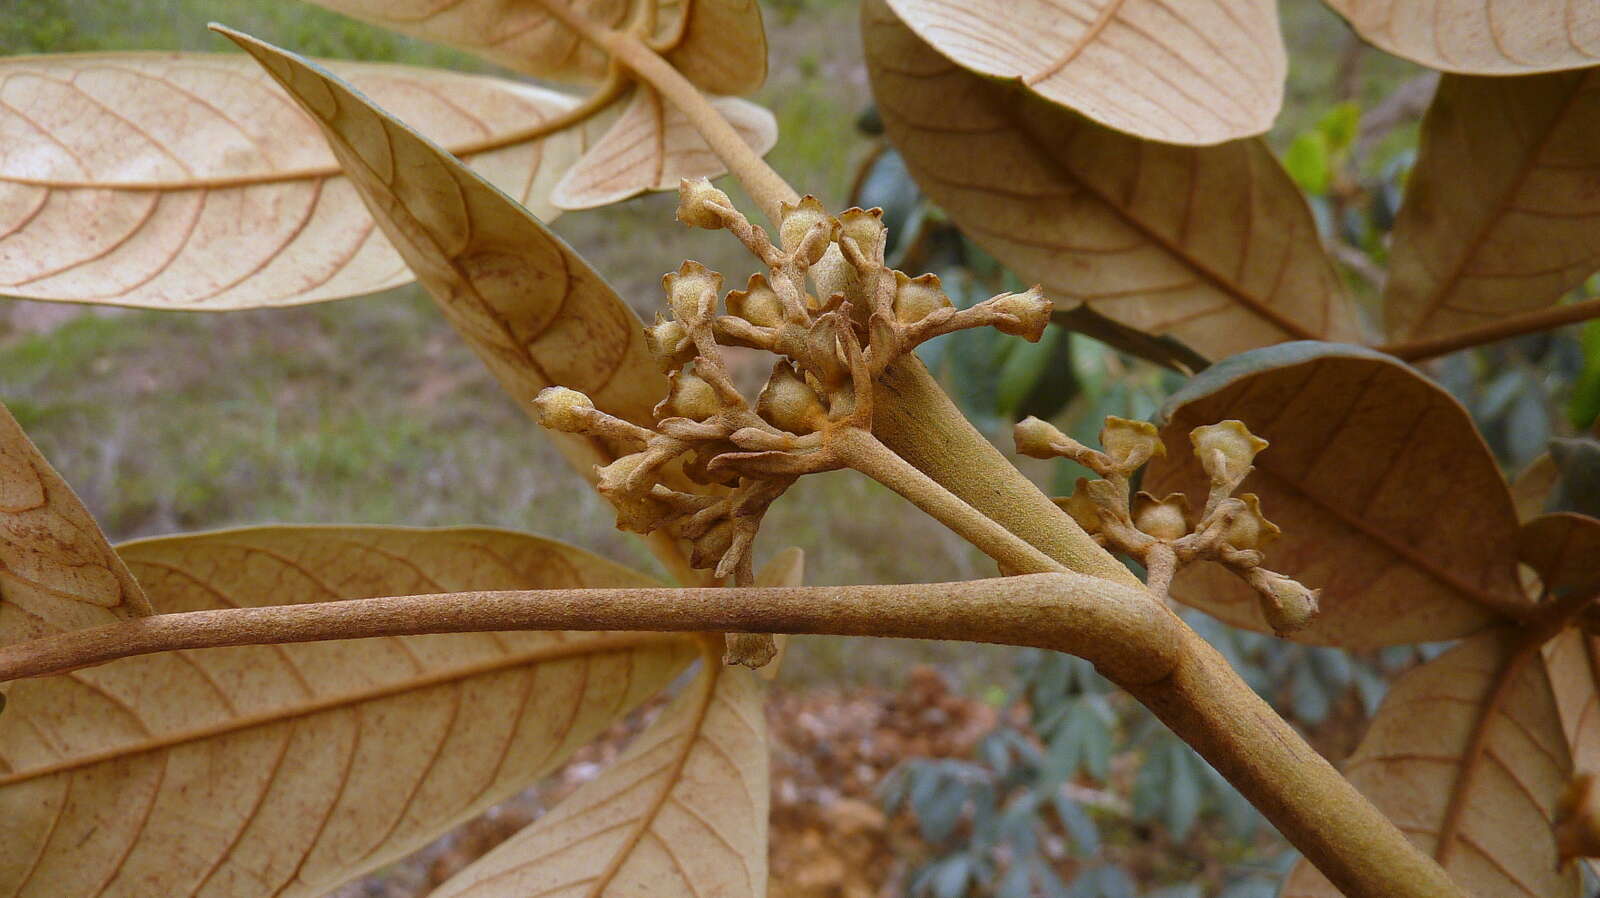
<box><xmin>595</xmin><ymin>454</ymin><xmax>671</xmax><ymax>532</ymax></box>
<box><xmin>757</xmin><ymin>362</ymin><xmax>827</xmax><ymax>434</ymax></box>
<box><xmin>892</xmin><ymin>271</ymin><xmax>952</xmax><ymax>324</ymax></box>
<box><xmin>1014</xmin><ymin>416</ymin><xmax>1067</xmax><ymax>459</ymax></box>
<box><xmin>1099</xmin><ymin>416</ymin><xmax>1164</xmax><ymax>471</ymax></box>
<box><xmin>532</xmin><ymin>386</ymin><xmax>594</xmax><ymax>433</ymax></box>
<box><xmin>644</xmin><ymin>316</ymin><xmax>694</xmax><ymax>370</ymax></box>
<box><xmin>676</xmin><ymin>177</ymin><xmax>731</xmax><ymax>229</ymax></box>
<box><xmin>1132</xmin><ymin>491</ymin><xmax>1191</xmax><ymax>540</ymax></box>
<box><xmin>986</xmin><ymin>287</ymin><xmax>1052</xmax><ymax>341</ymax></box>
<box><xmin>1190</xmin><ymin>420</ymin><xmax>1268</xmax><ymax>484</ymax></box>
<box><xmin>779</xmin><ymin>196</ymin><xmax>830</xmax><ymax>255</ymax></box>
<box><xmin>1223</xmin><ymin>493</ymin><xmax>1280</xmax><ymax>551</ymax></box>
<box><xmin>810</xmin><ymin>243</ymin><xmax>858</xmax><ymax>307</ymax></box>
<box><xmin>665</xmin><ymin>371</ymin><xmax>722</xmax><ymax>421</ymax></box>
<box><xmin>726</xmin><ymin>274</ymin><xmax>786</xmax><ymax>328</ymax></box>
<box><xmin>838</xmin><ymin>207</ymin><xmax>887</xmax><ymax>263</ymax></box>
<box><xmin>663</xmin><ymin>260</ymin><xmax>722</xmax><ymax>322</ymax></box>
<box><xmin>1244</xmin><ymin>568</ymin><xmax>1320</xmax><ymax>636</ymax></box>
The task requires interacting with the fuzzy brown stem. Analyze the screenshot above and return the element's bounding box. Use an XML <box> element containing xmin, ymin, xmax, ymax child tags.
<box><xmin>1379</xmin><ymin>297</ymin><xmax>1600</xmax><ymax>361</ymax></box>
<box><xmin>870</xmin><ymin>357</ymin><xmax>1143</xmax><ymax>587</ymax></box>
<box><xmin>0</xmin><ymin>574</ymin><xmax>1177</xmax><ymax>687</ymax></box>
<box><xmin>535</xmin><ymin>0</ymin><xmax>798</xmax><ymax>225</ymax></box>
<box><xmin>831</xmin><ymin>427</ymin><xmax>1068</xmax><ymax>576</ymax></box>
<box><xmin>1120</xmin><ymin>626</ymin><xmax>1467</xmax><ymax>898</ymax></box>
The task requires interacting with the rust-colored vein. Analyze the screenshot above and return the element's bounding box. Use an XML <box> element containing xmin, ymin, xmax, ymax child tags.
<box><xmin>1434</xmin><ymin>640</ymin><xmax>1536</xmax><ymax>867</ymax></box>
<box><xmin>587</xmin><ymin>652</ymin><xmax>720</xmax><ymax>897</ymax></box>
<box><xmin>185</xmin><ymin>721</ymin><xmax>298</xmax><ymax>897</ymax></box>
<box><xmin>1406</xmin><ymin>72</ymin><xmax>1594</xmax><ymax>339</ymax></box>
<box><xmin>0</xmin><ymin>78</ymin><xmax>624</xmax><ymax>193</ymax></box>
<box><xmin>0</xmin><ymin>633</ymin><xmax>686</xmax><ymax>788</ymax></box>
<box><xmin>879</xmin><ymin>82</ymin><xmax>1323</xmax><ymax>339</ymax></box>
<box><xmin>1026</xmin><ymin>0</ymin><xmax>1127</xmax><ymax>85</ymax></box>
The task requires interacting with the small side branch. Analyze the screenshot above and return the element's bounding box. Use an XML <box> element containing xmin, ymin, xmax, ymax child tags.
<box><xmin>1380</xmin><ymin>297</ymin><xmax>1600</xmax><ymax>361</ymax></box>
<box><xmin>0</xmin><ymin>573</ymin><xmax>1179</xmax><ymax>687</ymax></box>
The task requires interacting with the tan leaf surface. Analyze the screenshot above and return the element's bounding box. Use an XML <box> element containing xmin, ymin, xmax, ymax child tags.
<box><xmin>1281</xmin><ymin>631</ymin><xmax>1579</xmax><ymax>897</ymax></box>
<box><xmin>0</xmin><ymin>53</ymin><xmax>600</xmax><ymax>309</ymax></box>
<box><xmin>221</xmin><ymin>31</ymin><xmax>668</xmax><ymax>484</ymax></box>
<box><xmin>1384</xmin><ymin>70</ymin><xmax>1600</xmax><ymax>342</ymax></box>
<box><xmin>0</xmin><ymin>526</ymin><xmax>697</xmax><ymax>898</ymax></box>
<box><xmin>882</xmin><ymin>0</ymin><xmax>1285</xmax><ymax>144</ymax></box>
<box><xmin>553</xmin><ymin>87</ymin><xmax>777</xmax><ymax>210</ymax></box>
<box><xmin>433</xmin><ymin>652</ymin><xmax>769</xmax><ymax>898</ymax></box>
<box><xmin>1527</xmin><ymin>514</ymin><xmax>1600</xmax><ymax>777</ymax></box>
<box><xmin>862</xmin><ymin>0</ymin><xmax>1358</xmax><ymax>361</ymax></box>
<box><xmin>1324</xmin><ymin>0</ymin><xmax>1600</xmax><ymax>74</ymax></box>
<box><xmin>302</xmin><ymin>0</ymin><xmax>767</xmax><ymax>95</ymax></box>
<box><xmin>0</xmin><ymin>400</ymin><xmax>149</xmax><ymax>646</ymax></box>
<box><xmin>1512</xmin><ymin>453</ymin><xmax>1561</xmax><ymax>523</ymax></box>
<box><xmin>1145</xmin><ymin>342</ymin><xmax>1521</xmax><ymax>647</ymax></box>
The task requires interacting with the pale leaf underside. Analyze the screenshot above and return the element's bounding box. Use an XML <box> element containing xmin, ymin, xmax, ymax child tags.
<box><xmin>1146</xmin><ymin>343</ymin><xmax>1521</xmax><ymax>647</ymax></box>
<box><xmin>302</xmin><ymin>0</ymin><xmax>768</xmax><ymax>95</ymax></box>
<box><xmin>0</xmin><ymin>400</ymin><xmax>150</xmax><ymax>646</ymax></box>
<box><xmin>0</xmin><ymin>526</ymin><xmax>696</xmax><ymax>898</ymax></box>
<box><xmin>1384</xmin><ymin>70</ymin><xmax>1600</xmax><ymax>341</ymax></box>
<box><xmin>553</xmin><ymin>86</ymin><xmax>777</xmax><ymax>211</ymax></box>
<box><xmin>1282</xmin><ymin>631</ymin><xmax>1578</xmax><ymax>897</ymax></box>
<box><xmin>862</xmin><ymin>0</ymin><xmax>1358</xmax><ymax>361</ymax></box>
<box><xmin>1325</xmin><ymin>0</ymin><xmax>1600</xmax><ymax>74</ymax></box>
<box><xmin>0</xmin><ymin>53</ymin><xmax>597</xmax><ymax>309</ymax></box>
<box><xmin>223</xmin><ymin>31</ymin><xmax>669</xmax><ymax>489</ymax></box>
<box><xmin>433</xmin><ymin>659</ymin><xmax>769</xmax><ymax>898</ymax></box>
<box><xmin>883</xmin><ymin>0</ymin><xmax>1285</xmax><ymax>145</ymax></box>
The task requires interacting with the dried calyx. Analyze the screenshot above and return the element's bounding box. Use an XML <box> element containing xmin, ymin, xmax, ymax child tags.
<box><xmin>534</xmin><ymin>179</ymin><xmax>1051</xmax><ymax>661</ymax></box>
<box><xmin>1017</xmin><ymin>416</ymin><xmax>1319</xmax><ymax>636</ymax></box>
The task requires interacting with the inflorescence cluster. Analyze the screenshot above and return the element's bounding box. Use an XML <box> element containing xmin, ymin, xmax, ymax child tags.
<box><xmin>1015</xmin><ymin>416</ymin><xmax>1320</xmax><ymax>635</ymax></box>
<box><xmin>534</xmin><ymin>179</ymin><xmax>1051</xmax><ymax>589</ymax></box>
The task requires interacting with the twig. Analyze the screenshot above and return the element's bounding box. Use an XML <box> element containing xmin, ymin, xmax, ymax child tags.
<box><xmin>0</xmin><ymin>574</ymin><xmax>1177</xmax><ymax>687</ymax></box>
<box><xmin>1379</xmin><ymin>297</ymin><xmax>1600</xmax><ymax>361</ymax></box>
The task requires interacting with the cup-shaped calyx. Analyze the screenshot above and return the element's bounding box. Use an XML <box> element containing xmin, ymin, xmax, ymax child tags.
<box><xmin>1021</xmin><ymin>416</ymin><xmax>1317</xmax><ymax>635</ymax></box>
<box><xmin>535</xmin><ymin>180</ymin><xmax>1054</xmax><ymax>591</ymax></box>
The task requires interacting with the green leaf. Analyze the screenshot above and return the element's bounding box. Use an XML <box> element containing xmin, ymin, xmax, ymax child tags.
<box><xmin>1284</xmin><ymin>130</ymin><xmax>1330</xmax><ymax>195</ymax></box>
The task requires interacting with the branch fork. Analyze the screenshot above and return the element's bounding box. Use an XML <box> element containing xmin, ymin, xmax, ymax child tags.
<box><xmin>534</xmin><ymin>180</ymin><xmax>1055</xmax><ymax>664</ymax></box>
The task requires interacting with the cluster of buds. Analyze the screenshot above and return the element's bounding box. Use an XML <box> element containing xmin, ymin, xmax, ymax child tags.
<box><xmin>535</xmin><ymin>179</ymin><xmax>1052</xmax><ymax>594</ymax></box>
<box><xmin>1015</xmin><ymin>415</ymin><xmax>1320</xmax><ymax>636</ymax></box>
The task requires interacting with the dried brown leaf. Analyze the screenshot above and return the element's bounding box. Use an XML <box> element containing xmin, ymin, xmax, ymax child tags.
<box><xmin>1324</xmin><ymin>0</ymin><xmax>1600</xmax><ymax>74</ymax></box>
<box><xmin>1282</xmin><ymin>631</ymin><xmax>1579</xmax><ymax>897</ymax></box>
<box><xmin>0</xmin><ymin>400</ymin><xmax>149</xmax><ymax>647</ymax></box>
<box><xmin>0</xmin><ymin>526</ymin><xmax>697</xmax><ymax>897</ymax></box>
<box><xmin>432</xmin><ymin>653</ymin><xmax>769</xmax><ymax>898</ymax></box>
<box><xmin>862</xmin><ymin>0</ymin><xmax>1359</xmax><ymax>360</ymax></box>
<box><xmin>1146</xmin><ymin>342</ymin><xmax>1522</xmax><ymax>647</ymax></box>
<box><xmin>221</xmin><ymin>30</ymin><xmax>668</xmax><ymax>484</ymax></box>
<box><xmin>553</xmin><ymin>86</ymin><xmax>776</xmax><ymax>211</ymax></box>
<box><xmin>882</xmin><ymin>0</ymin><xmax>1285</xmax><ymax>144</ymax></box>
<box><xmin>0</xmin><ymin>53</ymin><xmax>597</xmax><ymax>309</ymax></box>
<box><xmin>1384</xmin><ymin>70</ymin><xmax>1600</xmax><ymax>342</ymax></box>
<box><xmin>302</xmin><ymin>0</ymin><xmax>767</xmax><ymax>94</ymax></box>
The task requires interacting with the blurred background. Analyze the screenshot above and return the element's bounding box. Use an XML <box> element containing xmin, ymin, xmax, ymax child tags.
<box><xmin>5</xmin><ymin>1</ymin><xmax>1600</xmax><ymax>895</ymax></box>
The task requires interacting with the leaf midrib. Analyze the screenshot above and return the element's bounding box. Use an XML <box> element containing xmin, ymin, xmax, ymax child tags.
<box><xmin>0</xmin><ymin>632</ymin><xmax>689</xmax><ymax>787</ymax></box>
